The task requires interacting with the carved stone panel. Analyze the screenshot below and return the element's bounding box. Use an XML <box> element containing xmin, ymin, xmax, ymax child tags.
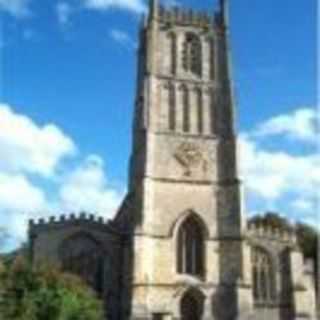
<box><xmin>174</xmin><ymin>142</ymin><xmax>207</xmax><ymax>177</ymax></box>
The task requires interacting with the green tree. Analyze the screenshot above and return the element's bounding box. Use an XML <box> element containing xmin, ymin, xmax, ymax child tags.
<box><xmin>295</xmin><ymin>223</ymin><xmax>318</xmax><ymax>260</ymax></box>
<box><xmin>0</xmin><ymin>257</ymin><xmax>104</xmax><ymax>320</ymax></box>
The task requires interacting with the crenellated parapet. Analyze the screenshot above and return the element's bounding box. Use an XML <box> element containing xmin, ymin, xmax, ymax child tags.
<box><xmin>247</xmin><ymin>222</ymin><xmax>298</xmax><ymax>246</ymax></box>
<box><xmin>29</xmin><ymin>212</ymin><xmax>120</xmax><ymax>236</ymax></box>
<box><xmin>157</xmin><ymin>5</ymin><xmax>215</xmax><ymax>28</ymax></box>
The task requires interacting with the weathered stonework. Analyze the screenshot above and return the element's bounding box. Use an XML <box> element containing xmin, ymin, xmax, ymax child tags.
<box><xmin>29</xmin><ymin>1</ymin><xmax>318</xmax><ymax>319</ymax></box>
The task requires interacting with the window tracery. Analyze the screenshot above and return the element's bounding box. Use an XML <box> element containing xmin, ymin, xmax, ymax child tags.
<box><xmin>182</xmin><ymin>33</ymin><xmax>202</xmax><ymax>77</ymax></box>
<box><xmin>168</xmin><ymin>83</ymin><xmax>176</xmax><ymax>131</ymax></box>
<box><xmin>168</xmin><ymin>33</ymin><xmax>177</xmax><ymax>75</ymax></box>
<box><xmin>251</xmin><ymin>246</ymin><xmax>275</xmax><ymax>304</ymax></box>
<box><xmin>177</xmin><ymin>215</ymin><xmax>205</xmax><ymax>277</ymax></box>
<box><xmin>181</xmin><ymin>85</ymin><xmax>190</xmax><ymax>133</ymax></box>
<box><xmin>209</xmin><ymin>89</ymin><xmax>217</xmax><ymax>134</ymax></box>
<box><xmin>195</xmin><ymin>88</ymin><xmax>203</xmax><ymax>134</ymax></box>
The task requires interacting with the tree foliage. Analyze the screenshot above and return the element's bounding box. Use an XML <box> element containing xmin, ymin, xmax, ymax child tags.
<box><xmin>0</xmin><ymin>257</ymin><xmax>104</xmax><ymax>320</ymax></box>
<box><xmin>296</xmin><ymin>223</ymin><xmax>318</xmax><ymax>260</ymax></box>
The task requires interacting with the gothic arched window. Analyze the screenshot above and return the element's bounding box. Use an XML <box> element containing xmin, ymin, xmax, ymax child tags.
<box><xmin>182</xmin><ymin>86</ymin><xmax>190</xmax><ymax>133</ymax></box>
<box><xmin>196</xmin><ymin>88</ymin><xmax>203</xmax><ymax>134</ymax></box>
<box><xmin>168</xmin><ymin>33</ymin><xmax>177</xmax><ymax>75</ymax></box>
<box><xmin>209</xmin><ymin>90</ymin><xmax>217</xmax><ymax>135</ymax></box>
<box><xmin>168</xmin><ymin>83</ymin><xmax>176</xmax><ymax>131</ymax></box>
<box><xmin>251</xmin><ymin>247</ymin><xmax>275</xmax><ymax>304</ymax></box>
<box><xmin>177</xmin><ymin>215</ymin><xmax>205</xmax><ymax>277</ymax></box>
<box><xmin>182</xmin><ymin>33</ymin><xmax>202</xmax><ymax>77</ymax></box>
<box><xmin>60</xmin><ymin>233</ymin><xmax>104</xmax><ymax>295</ymax></box>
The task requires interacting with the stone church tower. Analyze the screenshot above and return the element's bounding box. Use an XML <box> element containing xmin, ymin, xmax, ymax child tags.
<box><xmin>29</xmin><ymin>1</ymin><xmax>318</xmax><ymax>319</ymax></box>
<box><xmin>118</xmin><ymin>0</ymin><xmax>253</xmax><ymax>318</ymax></box>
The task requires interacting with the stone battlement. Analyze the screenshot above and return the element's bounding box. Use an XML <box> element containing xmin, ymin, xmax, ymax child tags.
<box><xmin>28</xmin><ymin>212</ymin><xmax>121</xmax><ymax>235</ymax></box>
<box><xmin>247</xmin><ymin>222</ymin><xmax>297</xmax><ymax>245</ymax></box>
<box><xmin>29</xmin><ymin>212</ymin><xmax>107</xmax><ymax>226</ymax></box>
<box><xmin>156</xmin><ymin>5</ymin><xmax>216</xmax><ymax>28</ymax></box>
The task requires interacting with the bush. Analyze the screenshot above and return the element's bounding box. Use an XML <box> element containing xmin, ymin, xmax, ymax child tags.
<box><xmin>0</xmin><ymin>257</ymin><xmax>104</xmax><ymax>320</ymax></box>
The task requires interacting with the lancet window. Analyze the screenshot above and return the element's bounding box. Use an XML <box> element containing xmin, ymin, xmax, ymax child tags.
<box><xmin>252</xmin><ymin>246</ymin><xmax>276</xmax><ymax>304</ymax></box>
<box><xmin>169</xmin><ymin>33</ymin><xmax>177</xmax><ymax>75</ymax></box>
<box><xmin>209</xmin><ymin>90</ymin><xmax>217</xmax><ymax>135</ymax></box>
<box><xmin>196</xmin><ymin>88</ymin><xmax>203</xmax><ymax>134</ymax></box>
<box><xmin>182</xmin><ymin>86</ymin><xmax>190</xmax><ymax>133</ymax></box>
<box><xmin>177</xmin><ymin>215</ymin><xmax>205</xmax><ymax>277</ymax></box>
<box><xmin>168</xmin><ymin>83</ymin><xmax>176</xmax><ymax>131</ymax></box>
<box><xmin>182</xmin><ymin>33</ymin><xmax>202</xmax><ymax>77</ymax></box>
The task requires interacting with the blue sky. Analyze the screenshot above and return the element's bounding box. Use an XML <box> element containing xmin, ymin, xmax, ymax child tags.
<box><xmin>0</xmin><ymin>0</ymin><xmax>318</xmax><ymax>251</ymax></box>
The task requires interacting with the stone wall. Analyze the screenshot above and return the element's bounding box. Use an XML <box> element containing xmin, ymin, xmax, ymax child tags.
<box><xmin>248</xmin><ymin>222</ymin><xmax>318</xmax><ymax>320</ymax></box>
<box><xmin>29</xmin><ymin>213</ymin><xmax>123</xmax><ymax>320</ymax></box>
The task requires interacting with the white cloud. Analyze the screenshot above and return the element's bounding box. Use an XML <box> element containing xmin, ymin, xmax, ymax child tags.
<box><xmin>0</xmin><ymin>0</ymin><xmax>30</xmax><ymax>17</ymax></box>
<box><xmin>0</xmin><ymin>104</ymin><xmax>124</xmax><ymax>252</ymax></box>
<box><xmin>59</xmin><ymin>155</ymin><xmax>123</xmax><ymax>216</ymax></box>
<box><xmin>0</xmin><ymin>173</ymin><xmax>47</xmax><ymax>246</ymax></box>
<box><xmin>0</xmin><ymin>154</ymin><xmax>123</xmax><ymax>250</ymax></box>
<box><xmin>239</xmin><ymin>107</ymin><xmax>320</xmax><ymax>224</ymax></box>
<box><xmin>239</xmin><ymin>134</ymin><xmax>320</xmax><ymax>200</ymax></box>
<box><xmin>109</xmin><ymin>29</ymin><xmax>136</xmax><ymax>49</ymax></box>
<box><xmin>84</xmin><ymin>0</ymin><xmax>146</xmax><ymax>14</ymax></box>
<box><xmin>0</xmin><ymin>173</ymin><xmax>45</xmax><ymax>212</ymax></box>
<box><xmin>57</xmin><ymin>2</ymin><xmax>73</xmax><ymax>26</ymax></box>
<box><xmin>254</xmin><ymin>108</ymin><xmax>318</xmax><ymax>143</ymax></box>
<box><xmin>0</xmin><ymin>104</ymin><xmax>76</xmax><ymax>177</ymax></box>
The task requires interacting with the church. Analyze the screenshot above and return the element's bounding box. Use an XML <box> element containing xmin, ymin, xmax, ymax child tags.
<box><xmin>28</xmin><ymin>1</ymin><xmax>318</xmax><ymax>319</ymax></box>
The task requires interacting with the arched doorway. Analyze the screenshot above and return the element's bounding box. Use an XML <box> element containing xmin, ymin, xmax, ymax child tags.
<box><xmin>180</xmin><ymin>290</ymin><xmax>204</xmax><ymax>320</ymax></box>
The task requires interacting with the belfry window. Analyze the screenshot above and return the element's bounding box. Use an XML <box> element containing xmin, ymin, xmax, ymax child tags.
<box><xmin>251</xmin><ymin>247</ymin><xmax>275</xmax><ymax>304</ymax></box>
<box><xmin>169</xmin><ymin>33</ymin><xmax>177</xmax><ymax>75</ymax></box>
<box><xmin>182</xmin><ymin>33</ymin><xmax>202</xmax><ymax>76</ymax></box>
<box><xmin>177</xmin><ymin>215</ymin><xmax>205</xmax><ymax>277</ymax></box>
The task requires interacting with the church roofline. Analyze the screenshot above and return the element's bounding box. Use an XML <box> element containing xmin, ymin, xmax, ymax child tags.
<box><xmin>247</xmin><ymin>221</ymin><xmax>298</xmax><ymax>246</ymax></box>
<box><xmin>146</xmin><ymin>0</ymin><xmax>224</xmax><ymax>29</ymax></box>
<box><xmin>29</xmin><ymin>212</ymin><xmax>122</xmax><ymax>236</ymax></box>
